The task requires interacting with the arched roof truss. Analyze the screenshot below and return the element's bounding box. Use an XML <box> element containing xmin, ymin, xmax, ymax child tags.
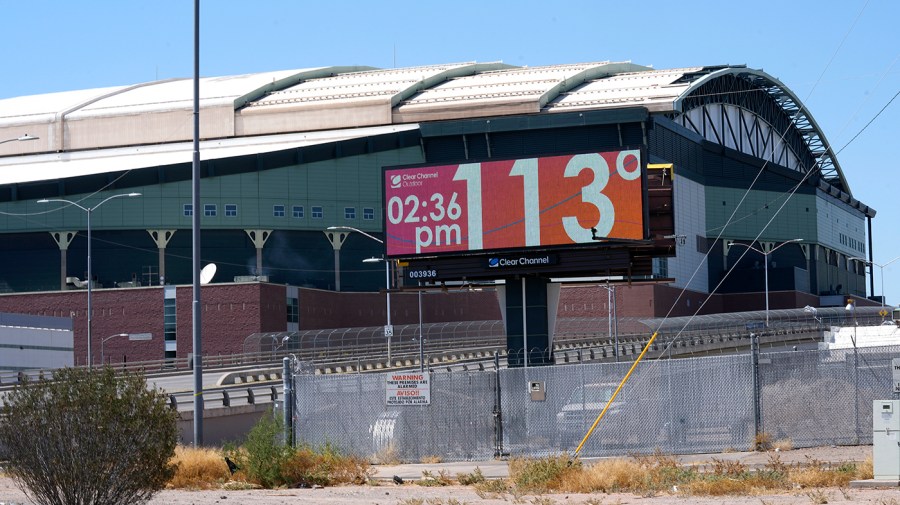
<box><xmin>670</xmin><ymin>67</ymin><xmax>849</xmax><ymax>193</ymax></box>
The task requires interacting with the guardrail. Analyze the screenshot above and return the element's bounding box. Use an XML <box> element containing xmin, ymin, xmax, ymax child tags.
<box><xmin>0</xmin><ymin>333</ymin><xmax>507</xmax><ymax>386</ymax></box>
<box><xmin>168</xmin><ymin>384</ymin><xmax>280</xmax><ymax>411</ymax></box>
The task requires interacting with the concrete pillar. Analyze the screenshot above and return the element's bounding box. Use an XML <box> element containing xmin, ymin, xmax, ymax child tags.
<box><xmin>244</xmin><ymin>230</ymin><xmax>272</xmax><ymax>277</ymax></box>
<box><xmin>800</xmin><ymin>243</ymin><xmax>811</xmax><ymax>294</ymax></box>
<box><xmin>147</xmin><ymin>230</ymin><xmax>176</xmax><ymax>285</ymax></box>
<box><xmin>723</xmin><ymin>240</ymin><xmax>734</xmax><ymax>270</ymax></box>
<box><xmin>50</xmin><ymin>231</ymin><xmax>78</xmax><ymax>290</ymax></box>
<box><xmin>323</xmin><ymin>230</ymin><xmax>350</xmax><ymax>291</ymax></box>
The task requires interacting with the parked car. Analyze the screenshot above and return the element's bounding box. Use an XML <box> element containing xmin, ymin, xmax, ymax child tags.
<box><xmin>555</xmin><ymin>382</ymin><xmax>652</xmax><ymax>450</ymax></box>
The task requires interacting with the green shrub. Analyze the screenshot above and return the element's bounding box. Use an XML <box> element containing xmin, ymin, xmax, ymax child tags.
<box><xmin>225</xmin><ymin>410</ymin><xmax>291</xmax><ymax>488</ymax></box>
<box><xmin>0</xmin><ymin>367</ymin><xmax>178</xmax><ymax>505</ymax></box>
<box><xmin>226</xmin><ymin>414</ymin><xmax>371</xmax><ymax>489</ymax></box>
<box><xmin>280</xmin><ymin>441</ymin><xmax>371</xmax><ymax>487</ymax></box>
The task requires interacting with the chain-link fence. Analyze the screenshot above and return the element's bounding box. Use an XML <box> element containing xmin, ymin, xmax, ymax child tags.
<box><xmin>292</xmin><ymin>343</ymin><xmax>895</xmax><ymax>461</ymax></box>
<box><xmin>294</xmin><ymin>369</ymin><xmax>497</xmax><ymax>462</ymax></box>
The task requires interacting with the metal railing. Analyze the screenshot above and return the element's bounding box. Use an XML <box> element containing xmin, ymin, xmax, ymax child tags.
<box><xmin>167</xmin><ymin>384</ymin><xmax>280</xmax><ymax>411</ymax></box>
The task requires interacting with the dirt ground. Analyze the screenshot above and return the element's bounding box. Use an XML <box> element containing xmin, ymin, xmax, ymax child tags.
<box><xmin>2</xmin><ymin>446</ymin><xmax>900</xmax><ymax>505</ymax></box>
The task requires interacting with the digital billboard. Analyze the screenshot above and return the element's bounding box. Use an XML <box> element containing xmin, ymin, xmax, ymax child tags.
<box><xmin>384</xmin><ymin>149</ymin><xmax>645</xmax><ymax>257</ymax></box>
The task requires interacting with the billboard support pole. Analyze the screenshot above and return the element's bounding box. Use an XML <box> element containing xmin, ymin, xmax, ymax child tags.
<box><xmin>522</xmin><ymin>277</ymin><xmax>528</xmax><ymax>368</ymax></box>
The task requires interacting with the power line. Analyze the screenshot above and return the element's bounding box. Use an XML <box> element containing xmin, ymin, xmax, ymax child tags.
<box><xmin>837</xmin><ymin>88</ymin><xmax>900</xmax><ymax>155</ymax></box>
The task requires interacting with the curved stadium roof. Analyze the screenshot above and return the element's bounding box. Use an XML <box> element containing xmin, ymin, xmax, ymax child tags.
<box><xmin>0</xmin><ymin>60</ymin><xmax>854</xmax><ymax>198</ymax></box>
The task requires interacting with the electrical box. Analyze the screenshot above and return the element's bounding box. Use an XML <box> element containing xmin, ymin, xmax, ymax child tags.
<box><xmin>529</xmin><ymin>381</ymin><xmax>545</xmax><ymax>401</ymax></box>
<box><xmin>873</xmin><ymin>400</ymin><xmax>900</xmax><ymax>480</ymax></box>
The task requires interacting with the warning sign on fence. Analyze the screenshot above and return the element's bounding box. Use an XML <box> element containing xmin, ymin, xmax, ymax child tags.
<box><xmin>385</xmin><ymin>372</ymin><xmax>431</xmax><ymax>406</ymax></box>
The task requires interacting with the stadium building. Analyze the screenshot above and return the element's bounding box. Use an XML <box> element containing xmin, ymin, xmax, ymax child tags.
<box><xmin>0</xmin><ymin>61</ymin><xmax>877</xmax><ymax>364</ymax></box>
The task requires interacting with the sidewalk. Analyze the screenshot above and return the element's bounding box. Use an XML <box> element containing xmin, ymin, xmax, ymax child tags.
<box><xmin>371</xmin><ymin>445</ymin><xmax>873</xmax><ymax>481</ymax></box>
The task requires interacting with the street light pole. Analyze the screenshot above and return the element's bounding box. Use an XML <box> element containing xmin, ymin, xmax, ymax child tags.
<box><xmin>38</xmin><ymin>193</ymin><xmax>141</xmax><ymax>367</ymax></box>
<box><xmin>418</xmin><ymin>288</ymin><xmax>424</xmax><ymax>372</ymax></box>
<box><xmin>100</xmin><ymin>332</ymin><xmax>151</xmax><ymax>365</ymax></box>
<box><xmin>729</xmin><ymin>239</ymin><xmax>802</xmax><ymax>327</ymax></box>
<box><xmin>100</xmin><ymin>333</ymin><xmax>129</xmax><ymax>365</ymax></box>
<box><xmin>850</xmin><ymin>255</ymin><xmax>900</xmax><ymax>308</ymax></box>
<box><xmin>599</xmin><ymin>280</ymin><xmax>618</xmax><ymax>362</ymax></box>
<box><xmin>0</xmin><ymin>134</ymin><xmax>39</xmax><ymax>146</ymax></box>
<box><xmin>364</xmin><ymin>257</ymin><xmax>392</xmax><ymax>364</ymax></box>
<box><xmin>845</xmin><ymin>299</ymin><xmax>860</xmax><ymax>443</ymax></box>
<box><xmin>327</xmin><ymin>226</ymin><xmax>395</xmax><ymax>365</ymax></box>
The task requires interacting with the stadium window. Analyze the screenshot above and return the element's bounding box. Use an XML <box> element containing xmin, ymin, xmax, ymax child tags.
<box><xmin>164</xmin><ymin>299</ymin><xmax>176</xmax><ymax>341</ymax></box>
<box><xmin>225</xmin><ymin>204</ymin><xmax>237</xmax><ymax>217</ymax></box>
<box><xmin>292</xmin><ymin>205</ymin><xmax>304</xmax><ymax>218</ymax></box>
<box><xmin>183</xmin><ymin>204</ymin><xmax>193</xmax><ymax>217</ymax></box>
<box><xmin>652</xmin><ymin>257</ymin><xmax>668</xmax><ymax>278</ymax></box>
<box><xmin>273</xmin><ymin>205</ymin><xmax>285</xmax><ymax>217</ymax></box>
<box><xmin>287</xmin><ymin>296</ymin><xmax>299</xmax><ymax>324</ymax></box>
<box><xmin>204</xmin><ymin>204</ymin><xmax>217</xmax><ymax>217</ymax></box>
<box><xmin>312</xmin><ymin>206</ymin><xmax>323</xmax><ymax>219</ymax></box>
<box><xmin>344</xmin><ymin>207</ymin><xmax>356</xmax><ymax>219</ymax></box>
<box><xmin>363</xmin><ymin>207</ymin><xmax>374</xmax><ymax>220</ymax></box>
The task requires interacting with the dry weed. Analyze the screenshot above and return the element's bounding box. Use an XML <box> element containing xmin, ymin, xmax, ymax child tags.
<box><xmin>420</xmin><ymin>455</ymin><xmax>443</xmax><ymax>464</ymax></box>
<box><xmin>167</xmin><ymin>445</ymin><xmax>230</xmax><ymax>489</ymax></box>
<box><xmin>754</xmin><ymin>432</ymin><xmax>773</xmax><ymax>451</ymax></box>
<box><xmin>280</xmin><ymin>445</ymin><xmax>372</xmax><ymax>486</ymax></box>
<box><xmin>773</xmin><ymin>438</ymin><xmax>794</xmax><ymax>451</ymax></box>
<box><xmin>708</xmin><ymin>458</ymin><xmax>749</xmax><ymax>478</ymax></box>
<box><xmin>372</xmin><ymin>441</ymin><xmax>401</xmax><ymax>465</ymax></box>
<box><xmin>457</xmin><ymin>467</ymin><xmax>485</xmax><ymax>485</ymax></box>
<box><xmin>765</xmin><ymin>453</ymin><xmax>789</xmax><ymax>476</ymax></box>
<box><xmin>683</xmin><ymin>477</ymin><xmax>756</xmax><ymax>496</ymax></box>
<box><xmin>858</xmin><ymin>456</ymin><xmax>874</xmax><ymax>480</ymax></box>
<box><xmin>474</xmin><ymin>477</ymin><xmax>511</xmax><ymax>498</ymax></box>
<box><xmin>805</xmin><ymin>489</ymin><xmax>829</xmax><ymax>504</ymax></box>
<box><xmin>790</xmin><ymin>459</ymin><xmax>859</xmax><ymax>489</ymax></box>
<box><xmin>417</xmin><ymin>469</ymin><xmax>453</xmax><ymax>487</ymax></box>
<box><xmin>508</xmin><ymin>454</ymin><xmax>579</xmax><ymax>492</ymax></box>
<box><xmin>557</xmin><ymin>458</ymin><xmax>644</xmax><ymax>493</ymax></box>
<box><xmin>221</xmin><ymin>479</ymin><xmax>261</xmax><ymax>490</ymax></box>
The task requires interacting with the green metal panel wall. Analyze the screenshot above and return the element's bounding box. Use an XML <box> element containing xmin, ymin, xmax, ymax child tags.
<box><xmin>705</xmin><ymin>187</ymin><xmax>818</xmax><ymax>242</ymax></box>
<box><xmin>0</xmin><ymin>147</ymin><xmax>423</xmax><ymax>233</ymax></box>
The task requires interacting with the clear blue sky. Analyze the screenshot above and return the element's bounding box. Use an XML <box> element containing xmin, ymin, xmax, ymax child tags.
<box><xmin>1</xmin><ymin>0</ymin><xmax>898</xmax><ymax>306</ymax></box>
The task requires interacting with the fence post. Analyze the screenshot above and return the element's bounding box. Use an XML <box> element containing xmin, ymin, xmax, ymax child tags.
<box><xmin>493</xmin><ymin>351</ymin><xmax>503</xmax><ymax>456</ymax></box>
<box><xmin>853</xmin><ymin>335</ymin><xmax>860</xmax><ymax>445</ymax></box>
<box><xmin>283</xmin><ymin>357</ymin><xmax>293</xmax><ymax>447</ymax></box>
<box><xmin>751</xmin><ymin>332</ymin><xmax>761</xmax><ymax>445</ymax></box>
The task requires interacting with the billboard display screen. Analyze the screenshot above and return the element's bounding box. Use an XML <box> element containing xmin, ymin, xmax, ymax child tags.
<box><xmin>385</xmin><ymin>149</ymin><xmax>644</xmax><ymax>257</ymax></box>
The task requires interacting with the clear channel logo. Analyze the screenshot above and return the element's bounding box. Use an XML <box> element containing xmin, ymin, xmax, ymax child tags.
<box><xmin>487</xmin><ymin>255</ymin><xmax>554</xmax><ymax>268</ymax></box>
<box><xmin>390</xmin><ymin>174</ymin><xmax>402</xmax><ymax>189</ymax></box>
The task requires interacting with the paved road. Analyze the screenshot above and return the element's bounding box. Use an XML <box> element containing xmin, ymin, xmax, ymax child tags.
<box><xmin>147</xmin><ymin>370</ymin><xmax>237</xmax><ymax>393</ymax></box>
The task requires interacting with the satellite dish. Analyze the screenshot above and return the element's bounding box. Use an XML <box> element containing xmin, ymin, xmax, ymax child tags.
<box><xmin>200</xmin><ymin>263</ymin><xmax>217</xmax><ymax>285</ymax></box>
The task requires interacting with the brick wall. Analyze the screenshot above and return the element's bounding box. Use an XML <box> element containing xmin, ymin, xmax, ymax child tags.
<box><xmin>0</xmin><ymin>287</ymin><xmax>164</xmax><ymax>366</ymax></box>
<box><xmin>297</xmin><ymin>288</ymin><xmax>502</xmax><ymax>329</ymax></box>
<box><xmin>0</xmin><ymin>281</ymin><xmax>822</xmax><ymax>366</ymax></box>
<box><xmin>0</xmin><ymin>283</ymin><xmax>282</xmax><ymax>366</ymax></box>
